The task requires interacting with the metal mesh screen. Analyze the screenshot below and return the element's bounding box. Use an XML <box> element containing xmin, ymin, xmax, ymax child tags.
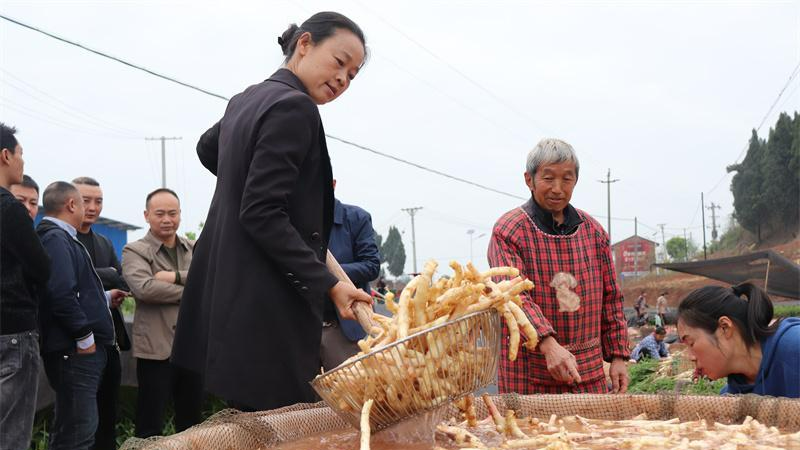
<box><xmin>312</xmin><ymin>309</ymin><xmax>501</xmax><ymax>431</ymax></box>
<box><xmin>120</xmin><ymin>394</ymin><xmax>800</xmax><ymax>450</ymax></box>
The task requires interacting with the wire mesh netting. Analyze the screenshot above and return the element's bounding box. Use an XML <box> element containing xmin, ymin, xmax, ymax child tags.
<box><xmin>120</xmin><ymin>393</ymin><xmax>800</xmax><ymax>450</ymax></box>
<box><xmin>312</xmin><ymin>309</ymin><xmax>501</xmax><ymax>431</ymax></box>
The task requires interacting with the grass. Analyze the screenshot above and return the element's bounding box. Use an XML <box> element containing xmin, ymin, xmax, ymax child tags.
<box><xmin>774</xmin><ymin>304</ymin><xmax>800</xmax><ymax>318</ymax></box>
<box><xmin>29</xmin><ymin>387</ymin><xmax>229</xmax><ymax>450</ymax></box>
<box><xmin>627</xmin><ymin>357</ymin><xmax>726</xmax><ymax>395</ymax></box>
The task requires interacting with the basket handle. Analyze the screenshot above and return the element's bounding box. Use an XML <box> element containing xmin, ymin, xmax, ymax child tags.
<box><xmin>326</xmin><ymin>250</ymin><xmax>377</xmax><ymax>336</ymax></box>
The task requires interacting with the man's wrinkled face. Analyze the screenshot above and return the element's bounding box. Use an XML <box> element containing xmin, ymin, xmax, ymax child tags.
<box><xmin>525</xmin><ymin>161</ymin><xmax>578</xmax><ymax>214</ymax></box>
<box><xmin>10</xmin><ymin>184</ymin><xmax>39</xmax><ymax>220</ymax></box>
<box><xmin>76</xmin><ymin>184</ymin><xmax>103</xmax><ymax>227</ymax></box>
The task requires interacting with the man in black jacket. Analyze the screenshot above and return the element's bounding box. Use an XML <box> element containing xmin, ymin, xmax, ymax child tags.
<box><xmin>37</xmin><ymin>181</ymin><xmax>127</xmax><ymax>450</ymax></box>
<box><xmin>73</xmin><ymin>176</ymin><xmax>131</xmax><ymax>450</ymax></box>
<box><xmin>0</xmin><ymin>123</ymin><xmax>51</xmax><ymax>450</ymax></box>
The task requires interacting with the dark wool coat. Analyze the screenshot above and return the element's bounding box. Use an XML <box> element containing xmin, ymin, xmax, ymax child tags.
<box><xmin>171</xmin><ymin>69</ymin><xmax>339</xmax><ymax>410</ymax></box>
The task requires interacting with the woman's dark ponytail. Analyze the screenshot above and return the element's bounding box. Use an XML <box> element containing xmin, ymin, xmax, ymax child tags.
<box><xmin>277</xmin><ymin>12</ymin><xmax>367</xmax><ymax>63</ymax></box>
<box><xmin>738</xmin><ymin>283</ymin><xmax>777</xmax><ymax>345</ymax></box>
<box><xmin>278</xmin><ymin>24</ymin><xmax>300</xmax><ymax>56</ymax></box>
<box><xmin>678</xmin><ymin>283</ymin><xmax>779</xmax><ymax>348</ymax></box>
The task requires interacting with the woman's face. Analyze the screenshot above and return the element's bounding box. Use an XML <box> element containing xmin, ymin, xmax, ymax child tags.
<box><xmin>291</xmin><ymin>29</ymin><xmax>365</xmax><ymax>105</ymax></box>
<box><xmin>677</xmin><ymin>319</ymin><xmax>732</xmax><ymax>380</ymax></box>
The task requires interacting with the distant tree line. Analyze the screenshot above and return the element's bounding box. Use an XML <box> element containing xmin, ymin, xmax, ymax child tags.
<box><xmin>727</xmin><ymin>111</ymin><xmax>799</xmax><ymax>242</ymax></box>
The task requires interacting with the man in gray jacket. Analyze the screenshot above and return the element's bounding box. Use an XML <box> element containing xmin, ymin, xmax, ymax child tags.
<box><xmin>122</xmin><ymin>188</ymin><xmax>202</xmax><ymax>438</ymax></box>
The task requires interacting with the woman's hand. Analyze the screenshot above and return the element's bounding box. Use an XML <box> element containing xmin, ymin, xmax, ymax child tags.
<box><xmin>328</xmin><ymin>281</ymin><xmax>372</xmax><ymax>320</ymax></box>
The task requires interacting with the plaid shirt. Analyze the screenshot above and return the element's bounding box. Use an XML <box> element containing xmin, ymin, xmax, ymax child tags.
<box><xmin>488</xmin><ymin>200</ymin><xmax>629</xmax><ymax>394</ymax></box>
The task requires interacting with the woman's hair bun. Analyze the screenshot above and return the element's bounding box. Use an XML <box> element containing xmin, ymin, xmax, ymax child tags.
<box><xmin>278</xmin><ymin>24</ymin><xmax>300</xmax><ymax>55</ymax></box>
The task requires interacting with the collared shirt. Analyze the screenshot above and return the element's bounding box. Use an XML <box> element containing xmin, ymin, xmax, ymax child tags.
<box><xmin>42</xmin><ymin>216</ymin><xmax>78</xmax><ymax>237</ymax></box>
<box><xmin>631</xmin><ymin>334</ymin><xmax>669</xmax><ymax>361</ymax></box>
<box><xmin>522</xmin><ymin>198</ymin><xmax>584</xmax><ymax>236</ymax></box>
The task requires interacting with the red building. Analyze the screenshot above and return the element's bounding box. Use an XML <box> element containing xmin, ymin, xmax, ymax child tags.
<box><xmin>611</xmin><ymin>235</ymin><xmax>658</xmax><ymax>279</ymax></box>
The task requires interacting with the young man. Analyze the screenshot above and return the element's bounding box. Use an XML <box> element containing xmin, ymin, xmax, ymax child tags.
<box><xmin>37</xmin><ymin>181</ymin><xmax>127</xmax><ymax>450</ymax></box>
<box><xmin>0</xmin><ymin>123</ymin><xmax>51</xmax><ymax>450</ymax></box>
<box><xmin>122</xmin><ymin>188</ymin><xmax>202</xmax><ymax>437</ymax></box>
<box><xmin>73</xmin><ymin>176</ymin><xmax>131</xmax><ymax>450</ymax></box>
<box><xmin>10</xmin><ymin>174</ymin><xmax>40</xmax><ymax>220</ymax></box>
<box><xmin>488</xmin><ymin>138</ymin><xmax>629</xmax><ymax>394</ymax></box>
<box><xmin>630</xmin><ymin>327</ymin><xmax>669</xmax><ymax>362</ymax></box>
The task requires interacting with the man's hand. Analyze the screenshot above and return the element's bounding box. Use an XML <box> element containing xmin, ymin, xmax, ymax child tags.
<box><xmin>609</xmin><ymin>357</ymin><xmax>629</xmax><ymax>393</ymax></box>
<box><xmin>328</xmin><ymin>281</ymin><xmax>373</xmax><ymax>321</ymax></box>
<box><xmin>154</xmin><ymin>271</ymin><xmax>176</xmax><ymax>284</ymax></box>
<box><xmin>109</xmin><ymin>289</ymin><xmax>129</xmax><ymax>308</ymax></box>
<box><xmin>76</xmin><ymin>343</ymin><xmax>96</xmax><ymax>355</ymax></box>
<box><xmin>539</xmin><ymin>336</ymin><xmax>582</xmax><ymax>384</ymax></box>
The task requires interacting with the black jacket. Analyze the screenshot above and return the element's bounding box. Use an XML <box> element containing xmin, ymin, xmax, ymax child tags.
<box><xmin>0</xmin><ymin>187</ymin><xmax>50</xmax><ymax>335</ymax></box>
<box><xmin>37</xmin><ymin>219</ymin><xmax>114</xmax><ymax>353</ymax></box>
<box><xmin>172</xmin><ymin>69</ymin><xmax>338</xmax><ymax>410</ymax></box>
<box><xmin>77</xmin><ymin>229</ymin><xmax>131</xmax><ymax>350</ymax></box>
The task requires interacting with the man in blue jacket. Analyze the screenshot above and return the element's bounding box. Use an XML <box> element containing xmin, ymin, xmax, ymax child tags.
<box><xmin>320</xmin><ymin>184</ymin><xmax>381</xmax><ymax>370</ymax></box>
<box><xmin>36</xmin><ymin>181</ymin><xmax>127</xmax><ymax>450</ymax></box>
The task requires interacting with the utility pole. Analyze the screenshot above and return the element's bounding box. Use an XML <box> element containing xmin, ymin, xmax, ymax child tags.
<box><xmin>598</xmin><ymin>169</ymin><xmax>620</xmax><ymax>244</ymax></box>
<box><xmin>467</xmin><ymin>229</ymin><xmax>486</xmax><ymax>263</ymax></box>
<box><xmin>401</xmin><ymin>207</ymin><xmax>423</xmax><ymax>273</ymax></box>
<box><xmin>701</xmin><ymin>193</ymin><xmax>707</xmax><ymax>260</ymax></box>
<box><xmin>683</xmin><ymin>228</ymin><xmax>689</xmax><ymax>261</ymax></box>
<box><xmin>657</xmin><ymin>223</ymin><xmax>667</xmax><ymax>262</ymax></box>
<box><xmin>145</xmin><ymin>136</ymin><xmax>182</xmax><ymax>188</ymax></box>
<box><xmin>707</xmin><ymin>202</ymin><xmax>721</xmax><ymax>241</ymax></box>
<box><xmin>633</xmin><ymin>216</ymin><xmax>639</xmax><ymax>276</ymax></box>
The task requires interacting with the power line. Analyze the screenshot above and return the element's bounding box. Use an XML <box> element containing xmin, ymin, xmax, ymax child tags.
<box><xmin>0</xmin><ymin>13</ymin><xmax>230</xmax><ymax>102</ymax></box>
<box><xmin>706</xmin><ymin>60</ymin><xmax>800</xmax><ymax>196</ymax></box>
<box><xmin>327</xmin><ymin>135</ymin><xmax>526</xmax><ymax>200</ymax></box>
<box><xmin>1</xmin><ymin>13</ymin><xmax>527</xmax><ymax>202</ymax></box>
<box><xmin>351</xmin><ymin>0</ymin><xmax>551</xmax><ymax>137</ymax></box>
<box><xmin>0</xmin><ymin>68</ymin><xmax>143</xmax><ymax>137</ymax></box>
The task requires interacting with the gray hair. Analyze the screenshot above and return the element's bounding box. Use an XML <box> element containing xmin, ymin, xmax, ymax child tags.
<box><xmin>42</xmin><ymin>181</ymin><xmax>79</xmax><ymax>215</ymax></box>
<box><xmin>526</xmin><ymin>138</ymin><xmax>580</xmax><ymax>178</ymax></box>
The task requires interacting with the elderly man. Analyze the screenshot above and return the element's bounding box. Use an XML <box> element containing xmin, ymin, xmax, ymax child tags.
<box><xmin>488</xmin><ymin>138</ymin><xmax>629</xmax><ymax>394</ymax></box>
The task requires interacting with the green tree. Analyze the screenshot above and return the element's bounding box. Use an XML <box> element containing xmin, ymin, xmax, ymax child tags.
<box><xmin>381</xmin><ymin>226</ymin><xmax>406</xmax><ymax>277</ymax></box>
<box><xmin>728</xmin><ymin>112</ymin><xmax>800</xmax><ymax>241</ymax></box>
<box><xmin>761</xmin><ymin>112</ymin><xmax>799</xmax><ymax>231</ymax></box>
<box><xmin>728</xmin><ymin>130</ymin><xmax>768</xmax><ymax>240</ymax></box>
<box><xmin>665</xmin><ymin>236</ymin><xmax>697</xmax><ymax>261</ymax></box>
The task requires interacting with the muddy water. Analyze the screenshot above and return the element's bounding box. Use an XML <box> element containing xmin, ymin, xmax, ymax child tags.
<box><xmin>270</xmin><ymin>417</ymin><xmax>799</xmax><ymax>450</ymax></box>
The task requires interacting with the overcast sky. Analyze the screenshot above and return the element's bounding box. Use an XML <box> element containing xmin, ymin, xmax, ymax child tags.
<box><xmin>2</xmin><ymin>0</ymin><xmax>798</xmax><ymax>273</ymax></box>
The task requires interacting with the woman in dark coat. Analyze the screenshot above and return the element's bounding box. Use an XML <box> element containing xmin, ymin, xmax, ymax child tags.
<box><xmin>171</xmin><ymin>12</ymin><xmax>371</xmax><ymax>411</ymax></box>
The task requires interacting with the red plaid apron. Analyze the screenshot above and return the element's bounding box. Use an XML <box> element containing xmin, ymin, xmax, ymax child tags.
<box><xmin>488</xmin><ymin>205</ymin><xmax>629</xmax><ymax>394</ymax></box>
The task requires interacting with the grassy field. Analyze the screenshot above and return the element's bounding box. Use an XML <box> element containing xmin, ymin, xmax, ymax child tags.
<box><xmin>627</xmin><ymin>357</ymin><xmax>726</xmax><ymax>395</ymax></box>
